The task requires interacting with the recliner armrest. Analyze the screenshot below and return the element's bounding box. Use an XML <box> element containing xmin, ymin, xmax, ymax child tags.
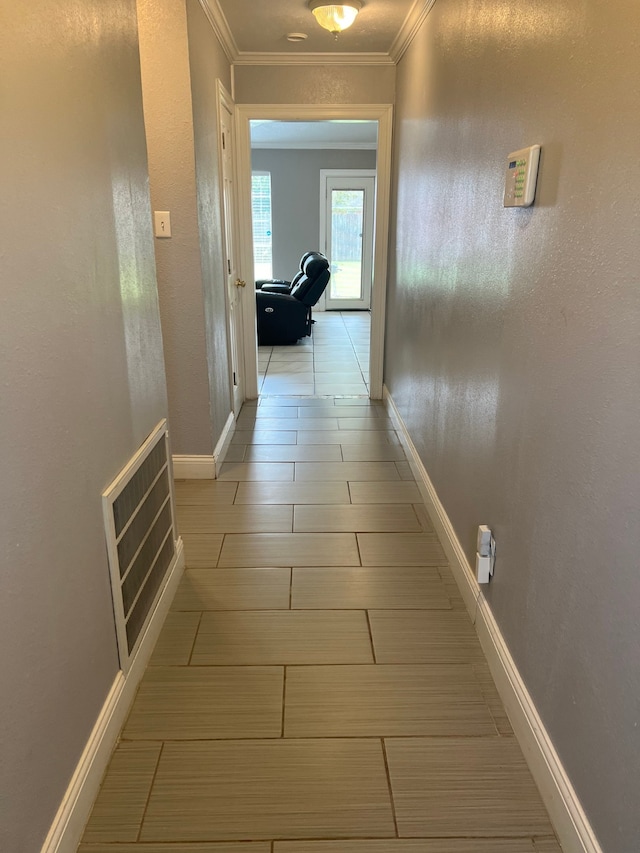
<box><xmin>255</xmin><ymin>278</ymin><xmax>290</xmax><ymax>290</ymax></box>
<box><xmin>260</xmin><ymin>283</ymin><xmax>292</xmax><ymax>294</ymax></box>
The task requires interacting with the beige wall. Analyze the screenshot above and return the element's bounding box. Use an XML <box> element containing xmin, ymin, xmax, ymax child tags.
<box><xmin>386</xmin><ymin>1</ymin><xmax>640</xmax><ymax>849</ymax></box>
<box><xmin>186</xmin><ymin>0</ymin><xmax>234</xmax><ymax>441</ymax></box>
<box><xmin>252</xmin><ymin>148</ymin><xmax>377</xmax><ymax>279</ymax></box>
<box><xmin>0</xmin><ymin>1</ymin><xmax>168</xmax><ymax>849</ymax></box>
<box><xmin>235</xmin><ymin>64</ymin><xmax>395</xmax><ymax>105</ymax></box>
<box><xmin>137</xmin><ymin>0</ymin><xmax>230</xmax><ymax>455</ymax></box>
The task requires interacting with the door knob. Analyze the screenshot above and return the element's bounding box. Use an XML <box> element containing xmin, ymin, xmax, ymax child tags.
<box><xmin>235</xmin><ymin>278</ymin><xmax>246</xmax><ymax>288</ymax></box>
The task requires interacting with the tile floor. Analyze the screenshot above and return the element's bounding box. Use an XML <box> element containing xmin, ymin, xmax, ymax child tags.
<box><xmin>79</xmin><ymin>397</ymin><xmax>562</xmax><ymax>852</ymax></box>
<box><xmin>258</xmin><ymin>311</ymin><xmax>370</xmax><ymax>396</ymax></box>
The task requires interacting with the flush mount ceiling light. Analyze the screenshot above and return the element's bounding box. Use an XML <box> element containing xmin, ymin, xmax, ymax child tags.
<box><xmin>308</xmin><ymin>0</ymin><xmax>362</xmax><ymax>38</ymax></box>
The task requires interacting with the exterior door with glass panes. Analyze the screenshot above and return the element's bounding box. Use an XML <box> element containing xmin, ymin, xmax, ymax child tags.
<box><xmin>321</xmin><ymin>171</ymin><xmax>375</xmax><ymax>311</ymax></box>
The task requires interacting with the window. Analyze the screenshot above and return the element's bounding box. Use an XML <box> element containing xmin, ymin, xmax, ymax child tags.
<box><xmin>251</xmin><ymin>171</ymin><xmax>272</xmax><ymax>280</ymax></box>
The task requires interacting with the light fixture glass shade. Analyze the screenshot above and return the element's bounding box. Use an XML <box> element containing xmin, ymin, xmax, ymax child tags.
<box><xmin>309</xmin><ymin>1</ymin><xmax>362</xmax><ymax>35</ymax></box>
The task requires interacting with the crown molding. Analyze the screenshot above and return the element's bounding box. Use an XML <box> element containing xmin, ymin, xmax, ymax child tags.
<box><xmin>390</xmin><ymin>0</ymin><xmax>438</xmax><ymax>63</ymax></box>
<box><xmin>198</xmin><ymin>0</ymin><xmax>239</xmax><ymax>63</ymax></box>
<box><xmin>233</xmin><ymin>51</ymin><xmax>395</xmax><ymax>67</ymax></box>
<box><xmin>199</xmin><ymin>0</ymin><xmax>435</xmax><ymax>69</ymax></box>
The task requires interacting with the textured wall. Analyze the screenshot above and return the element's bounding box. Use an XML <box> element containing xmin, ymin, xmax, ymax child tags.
<box><xmin>235</xmin><ymin>64</ymin><xmax>395</xmax><ymax>105</ymax></box>
<box><xmin>137</xmin><ymin>0</ymin><xmax>214</xmax><ymax>456</ymax></box>
<box><xmin>252</xmin><ymin>148</ymin><xmax>377</xmax><ymax>279</ymax></box>
<box><xmin>386</xmin><ymin>1</ymin><xmax>640</xmax><ymax>850</ymax></box>
<box><xmin>186</xmin><ymin>0</ymin><xmax>233</xmax><ymax>440</ymax></box>
<box><xmin>0</xmin><ymin>1</ymin><xmax>168</xmax><ymax>850</ymax></box>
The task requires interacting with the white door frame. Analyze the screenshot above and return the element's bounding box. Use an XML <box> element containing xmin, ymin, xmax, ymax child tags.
<box><xmin>235</xmin><ymin>103</ymin><xmax>393</xmax><ymax>400</ymax></box>
<box><xmin>320</xmin><ymin>169</ymin><xmax>376</xmax><ymax>312</ymax></box>
<box><xmin>216</xmin><ymin>80</ymin><xmax>244</xmax><ymax>414</ymax></box>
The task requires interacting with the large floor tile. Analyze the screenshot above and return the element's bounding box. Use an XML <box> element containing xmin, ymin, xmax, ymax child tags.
<box><xmin>171</xmin><ymin>568</ymin><xmax>291</xmax><ymax>611</ymax></box>
<box><xmin>174</xmin><ymin>480</ymin><xmax>238</xmax><ymax>506</ymax></box>
<box><xmin>291</xmin><ymin>566</ymin><xmax>452</xmax><ymax>610</ymax></box>
<box><xmin>338</xmin><ymin>418</ymin><xmax>395</xmax><ymax>430</ymax></box>
<box><xmin>191</xmin><ymin>610</ymin><xmax>374</xmax><ymax>664</ymax></box>
<box><xmin>177</xmin><ymin>504</ymin><xmax>293</xmax><ymax>534</ymax></box>
<box><xmin>80</xmin><ymin>845</ymin><xmax>271</xmax><ymax>853</ymax></box>
<box><xmin>342</xmin><ymin>444</ymin><xmax>407</xmax><ymax>462</ymax></box>
<box><xmin>349</xmin><ymin>481</ymin><xmax>422</xmax><ymax>503</ymax></box>
<box><xmin>333</xmin><ymin>397</ymin><xmax>378</xmax><ymax>406</ymax></box>
<box><xmin>218</xmin><ymin>532</ymin><xmax>360</xmax><ymax>567</ymax></box>
<box><xmin>81</xmin><ymin>742</ymin><xmax>161</xmax><ymax>842</ymax></box>
<box><xmin>297</xmin><ymin>430</ymin><xmax>400</xmax><ymax>446</ymax></box>
<box><xmin>218</xmin><ymin>461</ymin><xmax>294</xmax><ymax>481</ymax></box>
<box><xmin>234</xmin><ymin>481</ymin><xmax>351</xmax><ymax>505</ymax></box>
<box><xmin>274</xmin><ymin>841</ymin><xmax>536</xmax><ymax>852</ymax></box>
<box><xmin>149</xmin><ymin>612</ymin><xmax>201</xmax><ymax>665</ymax></box>
<box><xmin>123</xmin><ymin>666</ymin><xmax>284</xmax><ymax>740</ymax></box>
<box><xmin>245</xmin><ymin>444</ymin><xmax>342</xmax><ymax>462</ymax></box>
<box><xmin>182</xmin><ymin>534</ymin><xmax>224</xmax><ymax>568</ymax></box>
<box><xmin>472</xmin><ymin>660</ymin><xmax>514</xmax><ymax>735</ymax></box>
<box><xmin>533</xmin><ymin>839</ymin><xmax>564</xmax><ymax>852</ymax></box>
<box><xmin>315</xmin><ymin>383</ymin><xmax>368</xmax><ymax>395</ymax></box>
<box><xmin>295</xmin><ymin>461</ymin><xmax>400</xmax><ymax>481</ymax></box>
<box><xmin>232</xmin><ymin>430</ymin><xmax>297</xmax><ymax>445</ymax></box>
<box><xmin>385</xmin><ymin>737</ymin><xmax>553</xmax><ymax>837</ymax></box>
<box><xmin>293</xmin><ymin>504</ymin><xmax>421</xmax><ymax>533</ymax></box>
<box><xmin>141</xmin><ymin>739</ymin><xmax>395</xmax><ymax>841</ymax></box>
<box><xmin>284</xmin><ymin>664</ymin><xmax>496</xmax><ymax>737</ymax></box>
<box><xmin>358</xmin><ymin>533</ymin><xmax>446</xmax><ymax>565</ymax></box>
<box><xmin>370</xmin><ymin>611</ymin><xmax>484</xmax><ymax>663</ymax></box>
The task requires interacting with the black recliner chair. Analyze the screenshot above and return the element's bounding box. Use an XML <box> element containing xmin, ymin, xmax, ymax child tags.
<box><xmin>256</xmin><ymin>252</ymin><xmax>330</xmax><ymax>345</ymax></box>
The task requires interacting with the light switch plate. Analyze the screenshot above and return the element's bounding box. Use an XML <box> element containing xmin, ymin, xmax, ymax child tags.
<box><xmin>154</xmin><ymin>211</ymin><xmax>171</xmax><ymax>238</ymax></box>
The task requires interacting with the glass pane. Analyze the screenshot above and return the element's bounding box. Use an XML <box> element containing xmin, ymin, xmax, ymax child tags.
<box><xmin>251</xmin><ymin>173</ymin><xmax>272</xmax><ymax>279</ymax></box>
<box><xmin>330</xmin><ymin>189</ymin><xmax>364</xmax><ymax>301</ymax></box>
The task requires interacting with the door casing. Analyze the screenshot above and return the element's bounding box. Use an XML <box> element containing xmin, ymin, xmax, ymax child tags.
<box><xmin>216</xmin><ymin>81</ymin><xmax>244</xmax><ymax>414</ymax></box>
<box><xmin>234</xmin><ymin>103</ymin><xmax>393</xmax><ymax>400</ymax></box>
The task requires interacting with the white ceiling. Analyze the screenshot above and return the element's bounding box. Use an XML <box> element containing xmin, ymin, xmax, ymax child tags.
<box><xmin>250</xmin><ymin>120</ymin><xmax>378</xmax><ymax>148</ymax></box>
<box><xmin>211</xmin><ymin>0</ymin><xmax>422</xmax><ymax>60</ymax></box>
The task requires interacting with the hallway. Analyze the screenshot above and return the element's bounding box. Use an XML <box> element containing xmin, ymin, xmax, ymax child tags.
<box><xmin>78</xmin><ymin>395</ymin><xmax>560</xmax><ymax>850</ymax></box>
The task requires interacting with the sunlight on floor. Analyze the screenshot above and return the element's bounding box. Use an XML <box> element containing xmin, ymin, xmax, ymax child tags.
<box><xmin>258</xmin><ymin>311</ymin><xmax>370</xmax><ymax>397</ymax></box>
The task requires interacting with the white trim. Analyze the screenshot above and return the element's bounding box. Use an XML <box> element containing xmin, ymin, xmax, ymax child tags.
<box><xmin>198</xmin><ymin>0</ymin><xmax>435</xmax><ymax>68</ymax></box>
<box><xmin>235</xmin><ymin>104</ymin><xmax>393</xmax><ymax>401</ymax></box>
<box><xmin>233</xmin><ymin>52</ymin><xmax>395</xmax><ymax>67</ymax></box>
<box><xmin>383</xmin><ymin>386</ymin><xmax>603</xmax><ymax>853</ymax></box>
<box><xmin>475</xmin><ymin>600</ymin><xmax>604</xmax><ymax>853</ymax></box>
<box><xmin>390</xmin><ymin>0</ymin><xmax>438</xmax><ymax>63</ymax></box>
<box><xmin>214</xmin><ymin>411</ymin><xmax>236</xmax><ymax>477</ymax></box>
<box><xmin>172</xmin><ymin>455</ymin><xmax>216</xmax><ymax>479</ymax></box>
<box><xmin>216</xmin><ymin>80</ymin><xmax>246</xmax><ymax>414</ymax></box>
<box><xmin>198</xmin><ymin>0</ymin><xmax>237</xmax><ymax>63</ymax></box>
<box><xmin>252</xmin><ymin>141</ymin><xmax>377</xmax><ymax>150</ymax></box>
<box><xmin>172</xmin><ymin>413</ymin><xmax>235</xmax><ymax>480</ymax></box>
<box><xmin>40</xmin><ymin>539</ymin><xmax>185</xmax><ymax>853</ymax></box>
<box><xmin>383</xmin><ymin>388</ymin><xmax>480</xmax><ymax>618</ymax></box>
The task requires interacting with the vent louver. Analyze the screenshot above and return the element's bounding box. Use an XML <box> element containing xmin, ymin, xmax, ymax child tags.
<box><xmin>103</xmin><ymin>420</ymin><xmax>177</xmax><ymax>671</ymax></box>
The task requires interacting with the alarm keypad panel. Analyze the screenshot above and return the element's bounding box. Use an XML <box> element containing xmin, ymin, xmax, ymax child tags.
<box><xmin>504</xmin><ymin>144</ymin><xmax>541</xmax><ymax>208</ymax></box>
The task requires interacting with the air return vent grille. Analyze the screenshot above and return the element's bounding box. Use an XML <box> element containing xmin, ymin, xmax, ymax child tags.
<box><xmin>103</xmin><ymin>420</ymin><xmax>177</xmax><ymax>671</ymax></box>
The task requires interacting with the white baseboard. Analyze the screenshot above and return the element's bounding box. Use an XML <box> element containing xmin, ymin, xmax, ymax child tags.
<box><xmin>383</xmin><ymin>386</ymin><xmax>602</xmax><ymax>853</ymax></box>
<box><xmin>172</xmin><ymin>412</ymin><xmax>236</xmax><ymax>480</ymax></box>
<box><xmin>172</xmin><ymin>455</ymin><xmax>216</xmax><ymax>479</ymax></box>
<box><xmin>41</xmin><ymin>538</ymin><xmax>185</xmax><ymax>853</ymax></box>
<box><xmin>383</xmin><ymin>389</ymin><xmax>480</xmax><ymax>619</ymax></box>
<box><xmin>214</xmin><ymin>411</ymin><xmax>236</xmax><ymax>477</ymax></box>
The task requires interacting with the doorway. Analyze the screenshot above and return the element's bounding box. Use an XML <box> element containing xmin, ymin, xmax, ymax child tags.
<box><xmin>235</xmin><ymin>104</ymin><xmax>394</xmax><ymax>400</ymax></box>
<box><xmin>320</xmin><ymin>170</ymin><xmax>376</xmax><ymax>312</ymax></box>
